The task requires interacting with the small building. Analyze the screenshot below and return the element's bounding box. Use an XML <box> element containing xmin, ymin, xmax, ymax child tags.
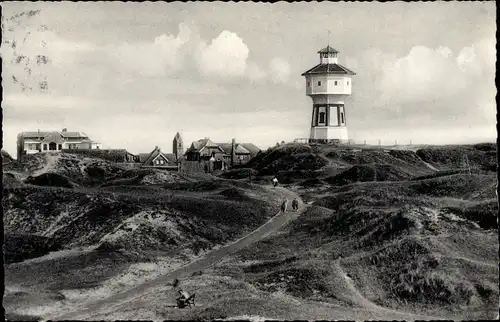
<box><xmin>185</xmin><ymin>138</ymin><xmax>226</xmax><ymax>162</ymax></box>
<box><xmin>139</xmin><ymin>146</ymin><xmax>178</xmax><ymax>170</ymax></box>
<box><xmin>16</xmin><ymin>128</ymin><xmax>102</xmax><ymax>159</ymax></box>
<box><xmin>184</xmin><ymin>137</ymin><xmax>262</xmax><ymax>172</ymax></box>
<box><xmin>216</xmin><ymin>142</ymin><xmax>261</xmax><ymax>165</ymax></box>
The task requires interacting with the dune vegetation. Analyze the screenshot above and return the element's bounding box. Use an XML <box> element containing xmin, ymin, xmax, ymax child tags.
<box><xmin>3</xmin><ymin>143</ymin><xmax>498</xmax><ymax>321</ymax></box>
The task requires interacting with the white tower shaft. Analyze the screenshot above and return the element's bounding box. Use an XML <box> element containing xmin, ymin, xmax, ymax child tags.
<box><xmin>302</xmin><ymin>45</ymin><xmax>355</xmax><ymax>144</ymax></box>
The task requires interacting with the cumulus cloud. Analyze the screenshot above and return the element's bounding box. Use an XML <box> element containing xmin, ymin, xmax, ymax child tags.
<box><xmin>378</xmin><ymin>45</ymin><xmax>468</xmax><ymax>104</ymax></box>
<box><xmin>196</xmin><ymin>30</ymin><xmax>249</xmax><ymax>78</ymax></box>
<box><xmin>348</xmin><ymin>37</ymin><xmax>495</xmax><ymax>128</ymax></box>
<box><xmin>111</xmin><ymin>23</ymin><xmax>191</xmax><ymax>77</ymax></box>
<box><xmin>269</xmin><ymin>57</ymin><xmax>291</xmax><ymax>84</ymax></box>
<box><xmin>2</xmin><ymin>19</ymin><xmax>293</xmax><ymax>89</ymax></box>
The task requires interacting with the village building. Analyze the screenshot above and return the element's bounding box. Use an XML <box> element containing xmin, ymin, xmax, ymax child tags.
<box><xmin>185</xmin><ymin>138</ymin><xmax>227</xmax><ymax>162</ymax></box>
<box><xmin>216</xmin><ymin>142</ymin><xmax>261</xmax><ymax>165</ymax></box>
<box><xmin>16</xmin><ymin>128</ymin><xmax>102</xmax><ymax>159</ymax></box>
<box><xmin>138</xmin><ymin>146</ymin><xmax>178</xmax><ymax>170</ymax></box>
<box><xmin>184</xmin><ymin>137</ymin><xmax>261</xmax><ymax>170</ymax></box>
<box><xmin>302</xmin><ymin>45</ymin><xmax>356</xmax><ymax>143</ymax></box>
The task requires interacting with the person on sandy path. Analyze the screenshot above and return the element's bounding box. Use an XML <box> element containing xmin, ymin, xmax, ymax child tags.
<box><xmin>292</xmin><ymin>198</ymin><xmax>299</xmax><ymax>211</ymax></box>
<box><xmin>272</xmin><ymin>177</ymin><xmax>279</xmax><ymax>187</ymax></box>
<box><xmin>280</xmin><ymin>198</ymin><xmax>288</xmax><ymax>214</ymax></box>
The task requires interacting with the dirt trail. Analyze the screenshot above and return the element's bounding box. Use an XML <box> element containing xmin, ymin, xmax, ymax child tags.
<box><xmin>332</xmin><ymin>260</ymin><xmax>441</xmax><ymax>320</ymax></box>
<box><xmin>30</xmin><ymin>153</ymin><xmax>59</xmax><ymax>178</ymax></box>
<box><xmin>421</xmin><ymin>161</ymin><xmax>439</xmax><ymax>171</ymax></box>
<box><xmin>47</xmin><ymin>186</ymin><xmax>306</xmax><ymax>321</ymax></box>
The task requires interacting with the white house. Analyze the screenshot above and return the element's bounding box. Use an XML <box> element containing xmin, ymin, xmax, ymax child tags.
<box><xmin>16</xmin><ymin>128</ymin><xmax>102</xmax><ymax>159</ymax></box>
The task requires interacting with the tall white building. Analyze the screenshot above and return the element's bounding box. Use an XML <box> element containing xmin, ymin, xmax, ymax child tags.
<box><xmin>302</xmin><ymin>45</ymin><xmax>356</xmax><ymax>143</ymax></box>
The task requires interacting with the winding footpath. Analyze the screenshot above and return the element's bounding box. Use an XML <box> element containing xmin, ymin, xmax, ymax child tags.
<box><xmin>47</xmin><ymin>186</ymin><xmax>306</xmax><ymax>321</ymax></box>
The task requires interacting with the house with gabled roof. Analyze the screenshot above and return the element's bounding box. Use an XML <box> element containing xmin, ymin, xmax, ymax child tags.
<box><xmin>185</xmin><ymin>137</ymin><xmax>226</xmax><ymax>162</ymax></box>
<box><xmin>139</xmin><ymin>146</ymin><xmax>178</xmax><ymax>170</ymax></box>
<box><xmin>185</xmin><ymin>137</ymin><xmax>261</xmax><ymax>167</ymax></box>
<box><xmin>215</xmin><ymin>142</ymin><xmax>261</xmax><ymax>165</ymax></box>
<box><xmin>16</xmin><ymin>128</ymin><xmax>102</xmax><ymax>159</ymax></box>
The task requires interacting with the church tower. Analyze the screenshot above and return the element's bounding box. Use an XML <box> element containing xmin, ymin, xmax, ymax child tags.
<box><xmin>173</xmin><ymin>132</ymin><xmax>183</xmax><ymax>161</ymax></box>
<box><xmin>301</xmin><ymin>45</ymin><xmax>356</xmax><ymax>143</ymax></box>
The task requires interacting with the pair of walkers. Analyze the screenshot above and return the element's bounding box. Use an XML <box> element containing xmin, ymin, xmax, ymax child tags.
<box><xmin>280</xmin><ymin>197</ymin><xmax>299</xmax><ymax>213</ymax></box>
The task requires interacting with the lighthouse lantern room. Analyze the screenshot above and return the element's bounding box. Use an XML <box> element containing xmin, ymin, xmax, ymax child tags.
<box><xmin>301</xmin><ymin>45</ymin><xmax>356</xmax><ymax>143</ymax></box>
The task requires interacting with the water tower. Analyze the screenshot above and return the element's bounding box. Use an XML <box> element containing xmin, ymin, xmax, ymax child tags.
<box><xmin>301</xmin><ymin>45</ymin><xmax>356</xmax><ymax>143</ymax></box>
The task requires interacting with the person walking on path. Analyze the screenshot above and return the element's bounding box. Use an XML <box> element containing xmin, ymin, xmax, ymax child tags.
<box><xmin>272</xmin><ymin>177</ymin><xmax>279</xmax><ymax>188</ymax></box>
<box><xmin>292</xmin><ymin>198</ymin><xmax>299</xmax><ymax>211</ymax></box>
<box><xmin>280</xmin><ymin>198</ymin><xmax>288</xmax><ymax>214</ymax></box>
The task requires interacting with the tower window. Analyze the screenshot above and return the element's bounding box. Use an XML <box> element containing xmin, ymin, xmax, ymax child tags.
<box><xmin>319</xmin><ymin>112</ymin><xmax>325</xmax><ymax>124</ymax></box>
<box><xmin>307</xmin><ymin>81</ymin><xmax>311</xmax><ymax>87</ymax></box>
<box><xmin>318</xmin><ymin>81</ymin><xmax>321</xmax><ymax>86</ymax></box>
<box><xmin>341</xmin><ymin>112</ymin><xmax>345</xmax><ymax>124</ymax></box>
<box><xmin>334</xmin><ymin>81</ymin><xmax>338</xmax><ymax>86</ymax></box>
<box><xmin>347</xmin><ymin>81</ymin><xmax>349</xmax><ymax>85</ymax></box>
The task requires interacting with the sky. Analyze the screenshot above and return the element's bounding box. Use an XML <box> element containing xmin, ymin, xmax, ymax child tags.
<box><xmin>1</xmin><ymin>2</ymin><xmax>497</xmax><ymax>157</ymax></box>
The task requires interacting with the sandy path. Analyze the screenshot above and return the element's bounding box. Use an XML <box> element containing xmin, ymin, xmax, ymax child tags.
<box><xmin>329</xmin><ymin>260</ymin><xmax>442</xmax><ymax>320</ymax></box>
<box><xmin>30</xmin><ymin>153</ymin><xmax>59</xmax><ymax>178</ymax></box>
<box><xmin>47</xmin><ymin>186</ymin><xmax>305</xmax><ymax>320</ymax></box>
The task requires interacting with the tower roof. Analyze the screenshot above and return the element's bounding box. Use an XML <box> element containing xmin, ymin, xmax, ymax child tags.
<box><xmin>301</xmin><ymin>63</ymin><xmax>356</xmax><ymax>76</ymax></box>
<box><xmin>317</xmin><ymin>45</ymin><xmax>339</xmax><ymax>54</ymax></box>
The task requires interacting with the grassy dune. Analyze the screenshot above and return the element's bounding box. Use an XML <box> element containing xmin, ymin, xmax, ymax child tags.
<box><xmin>3</xmin><ymin>152</ymin><xmax>285</xmax><ymax>320</ymax></box>
<box><xmin>4</xmin><ymin>143</ymin><xmax>498</xmax><ymax>320</ymax></box>
<box><xmin>197</xmin><ymin>143</ymin><xmax>498</xmax><ymax>320</ymax></box>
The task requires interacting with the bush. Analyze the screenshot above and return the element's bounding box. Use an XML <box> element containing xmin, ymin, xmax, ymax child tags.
<box><xmin>325</xmin><ymin>164</ymin><xmax>413</xmax><ymax>186</ymax></box>
<box><xmin>218</xmin><ymin>188</ymin><xmax>251</xmax><ymax>201</ymax></box>
<box><xmin>4</xmin><ymin>233</ymin><xmax>62</xmax><ymax>263</ymax></box>
<box><xmin>219</xmin><ymin>168</ymin><xmax>257</xmax><ymax>179</ymax></box>
<box><xmin>24</xmin><ymin>172</ymin><xmax>75</xmax><ymax>188</ymax></box>
<box><xmin>442</xmin><ymin>201</ymin><xmax>498</xmax><ymax>230</ymax></box>
<box><xmin>367</xmin><ymin>238</ymin><xmax>478</xmax><ymax>306</ymax></box>
<box><xmin>193</xmin><ymin>307</ymin><xmax>227</xmax><ymax>321</ymax></box>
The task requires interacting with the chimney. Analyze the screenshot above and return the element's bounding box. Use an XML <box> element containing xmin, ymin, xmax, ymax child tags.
<box><xmin>231</xmin><ymin>138</ymin><xmax>236</xmax><ymax>167</ymax></box>
<box><xmin>62</xmin><ymin>128</ymin><xmax>67</xmax><ymax>132</ymax></box>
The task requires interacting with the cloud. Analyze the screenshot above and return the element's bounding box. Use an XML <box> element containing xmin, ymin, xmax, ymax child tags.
<box><xmin>269</xmin><ymin>57</ymin><xmax>291</xmax><ymax>84</ymax></box>
<box><xmin>110</xmin><ymin>23</ymin><xmax>191</xmax><ymax>77</ymax></box>
<box><xmin>348</xmin><ymin>37</ymin><xmax>496</xmax><ymax>127</ymax></box>
<box><xmin>246</xmin><ymin>61</ymin><xmax>267</xmax><ymax>82</ymax></box>
<box><xmin>378</xmin><ymin>45</ymin><xmax>468</xmax><ymax>104</ymax></box>
<box><xmin>196</xmin><ymin>30</ymin><xmax>249</xmax><ymax>78</ymax></box>
<box><xmin>2</xmin><ymin>19</ymin><xmax>294</xmax><ymax>91</ymax></box>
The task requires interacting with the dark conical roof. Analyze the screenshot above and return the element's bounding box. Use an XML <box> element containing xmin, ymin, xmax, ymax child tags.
<box><xmin>317</xmin><ymin>45</ymin><xmax>339</xmax><ymax>54</ymax></box>
<box><xmin>301</xmin><ymin>63</ymin><xmax>356</xmax><ymax>76</ymax></box>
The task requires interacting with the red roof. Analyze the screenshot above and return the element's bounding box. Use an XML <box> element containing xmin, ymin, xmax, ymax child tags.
<box><xmin>301</xmin><ymin>63</ymin><xmax>356</xmax><ymax>76</ymax></box>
